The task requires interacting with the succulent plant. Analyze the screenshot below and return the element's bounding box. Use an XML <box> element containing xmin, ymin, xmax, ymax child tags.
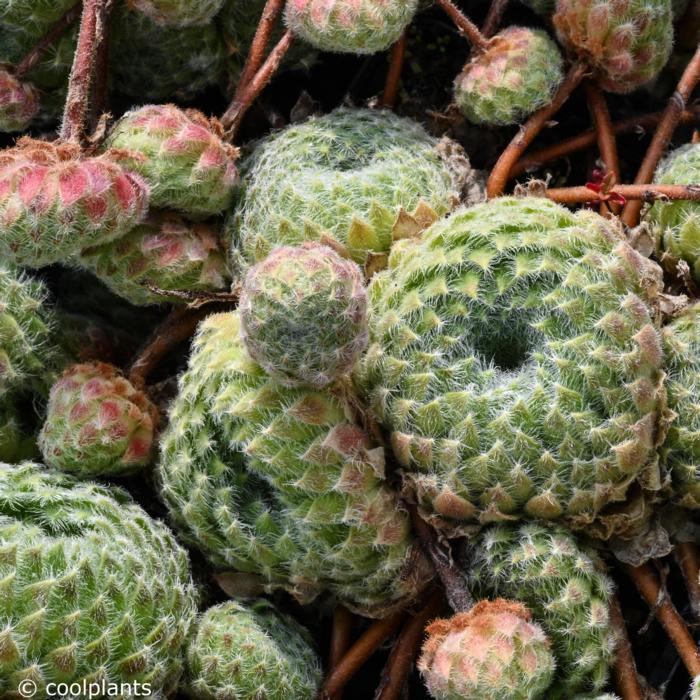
<box><xmin>418</xmin><ymin>599</ymin><xmax>556</xmax><ymax>700</ymax></box>
<box><xmin>159</xmin><ymin>311</ymin><xmax>430</xmax><ymax>617</ymax></box>
<box><xmin>648</xmin><ymin>143</ymin><xmax>700</xmax><ymax>282</ymax></box>
<box><xmin>110</xmin><ymin>6</ymin><xmax>226</xmax><ymax>100</ymax></box>
<box><xmin>186</xmin><ymin>600</ymin><xmax>322</xmax><ymax>700</ymax></box>
<box><xmin>660</xmin><ymin>303</ymin><xmax>700</xmax><ymax>508</ymax></box>
<box><xmin>105</xmin><ymin>104</ymin><xmax>238</xmax><ymax>219</ymax></box>
<box><xmin>231</xmin><ymin>108</ymin><xmax>471</xmax><ymax>266</ymax></box>
<box><xmin>80</xmin><ymin>212</ymin><xmax>231</xmax><ymax>307</ymax></box>
<box><xmin>466</xmin><ymin>522</ymin><xmax>617</xmax><ymax>697</ymax></box>
<box><xmin>553</xmin><ymin>0</ymin><xmax>673</xmax><ymax>93</ymax></box>
<box><xmin>0</xmin><ymin>265</ymin><xmax>59</xmax><ymax>400</ymax></box>
<box><xmin>39</xmin><ymin>362</ymin><xmax>158</xmax><ymax>478</ymax></box>
<box><xmin>454</xmin><ymin>27</ymin><xmax>564</xmax><ymax>126</ymax></box>
<box><xmin>284</xmin><ymin>0</ymin><xmax>419</xmax><ymax>54</ymax></box>
<box><xmin>127</xmin><ymin>0</ymin><xmax>226</xmax><ymax>27</ymax></box>
<box><xmin>0</xmin><ymin>68</ymin><xmax>39</xmax><ymax>132</ymax></box>
<box><xmin>0</xmin><ymin>139</ymin><xmax>149</xmax><ymax>268</ymax></box>
<box><xmin>240</xmin><ymin>243</ymin><xmax>368</xmax><ymax>388</ymax></box>
<box><xmin>355</xmin><ymin>197</ymin><xmax>666</xmax><ymax>538</ymax></box>
<box><xmin>0</xmin><ymin>461</ymin><xmax>198</xmax><ymax>695</ymax></box>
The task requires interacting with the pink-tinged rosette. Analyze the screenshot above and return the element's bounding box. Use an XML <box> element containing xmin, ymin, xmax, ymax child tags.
<box><xmin>554</xmin><ymin>0</ymin><xmax>672</xmax><ymax>93</ymax></box>
<box><xmin>105</xmin><ymin>104</ymin><xmax>239</xmax><ymax>218</ymax></box>
<box><xmin>80</xmin><ymin>212</ymin><xmax>231</xmax><ymax>306</ymax></box>
<box><xmin>284</xmin><ymin>0</ymin><xmax>419</xmax><ymax>54</ymax></box>
<box><xmin>454</xmin><ymin>26</ymin><xmax>563</xmax><ymax>126</ymax></box>
<box><xmin>39</xmin><ymin>361</ymin><xmax>158</xmax><ymax>478</ymax></box>
<box><xmin>0</xmin><ymin>69</ymin><xmax>40</xmax><ymax>132</ymax></box>
<box><xmin>0</xmin><ymin>138</ymin><xmax>149</xmax><ymax>268</ymax></box>
<box><xmin>418</xmin><ymin>600</ymin><xmax>556</xmax><ymax>700</ymax></box>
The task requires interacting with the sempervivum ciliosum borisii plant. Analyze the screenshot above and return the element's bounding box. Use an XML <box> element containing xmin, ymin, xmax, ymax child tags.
<box><xmin>0</xmin><ymin>462</ymin><xmax>198</xmax><ymax>696</ymax></box>
<box><xmin>0</xmin><ymin>266</ymin><xmax>58</xmax><ymax>399</ymax></box>
<box><xmin>659</xmin><ymin>303</ymin><xmax>700</xmax><ymax>509</ymax></box>
<box><xmin>454</xmin><ymin>27</ymin><xmax>564</xmax><ymax>126</ymax></box>
<box><xmin>38</xmin><ymin>362</ymin><xmax>158</xmax><ymax>478</ymax></box>
<box><xmin>466</xmin><ymin>522</ymin><xmax>617</xmax><ymax>697</ymax></box>
<box><xmin>105</xmin><ymin>104</ymin><xmax>238</xmax><ymax>219</ymax></box>
<box><xmin>185</xmin><ymin>600</ymin><xmax>322</xmax><ymax>700</ymax></box>
<box><xmin>0</xmin><ymin>139</ymin><xmax>149</xmax><ymax>268</ymax></box>
<box><xmin>231</xmin><ymin>108</ymin><xmax>475</xmax><ymax>267</ymax></box>
<box><xmin>239</xmin><ymin>243</ymin><xmax>368</xmax><ymax>389</ymax></box>
<box><xmin>110</xmin><ymin>7</ymin><xmax>227</xmax><ymax>101</ymax></box>
<box><xmin>127</xmin><ymin>0</ymin><xmax>226</xmax><ymax>27</ymax></box>
<box><xmin>648</xmin><ymin>143</ymin><xmax>700</xmax><ymax>282</ymax></box>
<box><xmin>418</xmin><ymin>599</ymin><xmax>556</xmax><ymax>700</ymax></box>
<box><xmin>355</xmin><ymin>197</ymin><xmax>666</xmax><ymax>538</ymax></box>
<box><xmin>80</xmin><ymin>213</ymin><xmax>231</xmax><ymax>307</ymax></box>
<box><xmin>0</xmin><ymin>69</ymin><xmax>39</xmax><ymax>133</ymax></box>
<box><xmin>284</xmin><ymin>0</ymin><xmax>419</xmax><ymax>54</ymax></box>
<box><xmin>159</xmin><ymin>311</ymin><xmax>431</xmax><ymax>617</ymax></box>
<box><xmin>553</xmin><ymin>0</ymin><xmax>673</xmax><ymax>93</ymax></box>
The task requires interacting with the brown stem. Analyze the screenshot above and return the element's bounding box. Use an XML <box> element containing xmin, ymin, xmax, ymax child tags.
<box><xmin>544</xmin><ymin>183</ymin><xmax>700</xmax><ymax>204</ymax></box>
<box><xmin>320</xmin><ymin>611</ymin><xmax>406</xmax><ymax>700</ymax></box>
<box><xmin>408</xmin><ymin>503</ymin><xmax>474</xmax><ymax>613</ymax></box>
<box><xmin>327</xmin><ymin>606</ymin><xmax>353</xmax><ymax>700</ymax></box>
<box><xmin>60</xmin><ymin>0</ymin><xmax>104</xmax><ymax>143</ymax></box>
<box><xmin>232</xmin><ymin>0</ymin><xmax>285</xmax><ymax>98</ymax></box>
<box><xmin>622</xmin><ymin>45</ymin><xmax>700</xmax><ymax>228</ymax></box>
<box><xmin>221</xmin><ymin>30</ymin><xmax>294</xmax><ymax>139</ymax></box>
<box><xmin>15</xmin><ymin>3</ymin><xmax>81</xmax><ymax>78</ymax></box>
<box><xmin>510</xmin><ymin>106</ymin><xmax>700</xmax><ymax>178</ymax></box>
<box><xmin>481</xmin><ymin>0</ymin><xmax>509</xmax><ymax>38</ymax></box>
<box><xmin>380</xmin><ymin>32</ymin><xmax>407</xmax><ymax>108</ymax></box>
<box><xmin>128</xmin><ymin>305</ymin><xmax>217</xmax><ymax>389</ymax></box>
<box><xmin>624</xmin><ymin>562</ymin><xmax>700</xmax><ymax>677</ymax></box>
<box><xmin>375</xmin><ymin>589</ymin><xmax>444</xmax><ymax>700</ymax></box>
<box><xmin>434</xmin><ymin>0</ymin><xmax>489</xmax><ymax>53</ymax></box>
<box><xmin>486</xmin><ymin>61</ymin><xmax>588</xmax><ymax>198</ymax></box>
<box><xmin>609</xmin><ymin>597</ymin><xmax>645</xmax><ymax>700</ymax></box>
<box><xmin>585</xmin><ymin>79</ymin><xmax>621</xmax><ymax>214</ymax></box>
<box><xmin>676</xmin><ymin>541</ymin><xmax>700</xmax><ymax>624</ymax></box>
<box><xmin>89</xmin><ymin>0</ymin><xmax>114</xmax><ymax>129</ymax></box>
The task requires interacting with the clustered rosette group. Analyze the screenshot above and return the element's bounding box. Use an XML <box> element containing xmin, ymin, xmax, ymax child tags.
<box><xmin>0</xmin><ymin>0</ymin><xmax>696</xmax><ymax>699</ymax></box>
